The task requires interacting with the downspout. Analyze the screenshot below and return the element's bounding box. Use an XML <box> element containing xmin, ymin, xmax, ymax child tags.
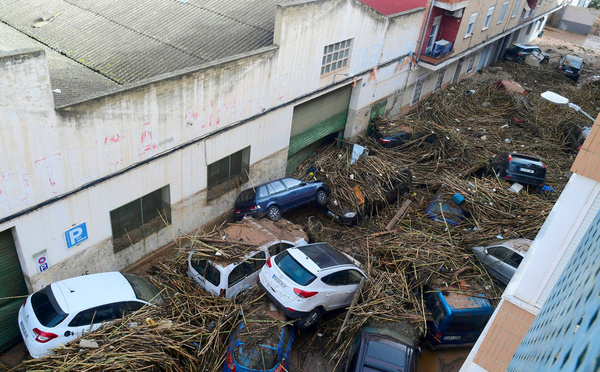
<box><xmin>416</xmin><ymin>0</ymin><xmax>435</xmax><ymax>62</ymax></box>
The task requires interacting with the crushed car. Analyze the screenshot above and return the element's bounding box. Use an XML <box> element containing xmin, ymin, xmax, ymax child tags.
<box><xmin>235</xmin><ymin>177</ymin><xmax>328</xmax><ymax>221</ymax></box>
<box><xmin>18</xmin><ymin>272</ymin><xmax>164</xmax><ymax>358</ymax></box>
<box><xmin>187</xmin><ymin>218</ymin><xmax>308</xmax><ymax>298</ymax></box>
<box><xmin>472</xmin><ymin>238</ymin><xmax>532</xmax><ymax>285</ymax></box>
<box><xmin>258</xmin><ymin>242</ymin><xmax>366</xmax><ymax>329</ymax></box>
<box><xmin>503</xmin><ymin>43</ymin><xmax>549</xmax><ymax>63</ymax></box>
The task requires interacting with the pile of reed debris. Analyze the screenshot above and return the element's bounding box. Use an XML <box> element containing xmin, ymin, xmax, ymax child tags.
<box><xmin>15</xmin><ymin>61</ymin><xmax>600</xmax><ymax>372</ymax></box>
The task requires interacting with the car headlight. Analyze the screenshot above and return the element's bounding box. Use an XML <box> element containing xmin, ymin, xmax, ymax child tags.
<box><xmin>343</xmin><ymin>212</ymin><xmax>357</xmax><ymax>218</ymax></box>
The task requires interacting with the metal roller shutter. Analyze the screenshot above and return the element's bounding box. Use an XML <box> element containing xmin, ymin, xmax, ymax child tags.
<box><xmin>286</xmin><ymin>85</ymin><xmax>352</xmax><ymax>174</ymax></box>
<box><xmin>0</xmin><ymin>229</ymin><xmax>28</xmax><ymax>351</ymax></box>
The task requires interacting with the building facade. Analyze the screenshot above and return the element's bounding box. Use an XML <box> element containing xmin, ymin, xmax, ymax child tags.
<box><xmin>0</xmin><ymin>0</ymin><xmax>564</xmax><ymax>351</ymax></box>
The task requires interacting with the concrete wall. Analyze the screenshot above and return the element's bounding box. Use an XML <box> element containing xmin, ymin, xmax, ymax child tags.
<box><xmin>0</xmin><ymin>0</ymin><xmax>427</xmax><ymax>290</ymax></box>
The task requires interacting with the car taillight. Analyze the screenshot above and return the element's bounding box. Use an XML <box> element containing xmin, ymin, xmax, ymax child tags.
<box><xmin>235</xmin><ymin>209</ymin><xmax>241</xmax><ymax>214</ymax></box>
<box><xmin>249</xmin><ymin>205</ymin><xmax>260</xmax><ymax>211</ymax></box>
<box><xmin>33</xmin><ymin>328</ymin><xmax>58</xmax><ymax>343</ymax></box>
<box><xmin>266</xmin><ymin>257</ymin><xmax>273</xmax><ymax>268</ymax></box>
<box><xmin>226</xmin><ymin>349</ymin><xmax>236</xmax><ymax>371</ymax></box>
<box><xmin>517</xmin><ymin>52</ymin><xmax>523</xmax><ymax>56</ymax></box>
<box><xmin>286</xmin><ymin>307</ymin><xmax>296</xmax><ymax>312</ymax></box>
<box><xmin>293</xmin><ymin>288</ymin><xmax>318</xmax><ymax>298</ymax></box>
<box><xmin>434</xmin><ymin>331</ymin><xmax>443</xmax><ymax>341</ymax></box>
<box><xmin>274</xmin><ymin>364</ymin><xmax>285</xmax><ymax>372</ymax></box>
<box><xmin>508</xmin><ymin>154</ymin><xmax>513</xmax><ymax>162</ymax></box>
<box><xmin>505</xmin><ymin>176</ymin><xmax>510</xmax><ymax>180</ymax></box>
<box><xmin>379</xmin><ymin>138</ymin><xmax>391</xmax><ymax>145</ymax></box>
<box><xmin>541</xmin><ymin>162</ymin><xmax>546</xmax><ymax>169</ymax></box>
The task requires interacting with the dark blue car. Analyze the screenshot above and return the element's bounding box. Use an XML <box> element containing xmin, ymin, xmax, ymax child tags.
<box><xmin>223</xmin><ymin>320</ymin><xmax>294</xmax><ymax>372</ymax></box>
<box><xmin>235</xmin><ymin>177</ymin><xmax>328</xmax><ymax>221</ymax></box>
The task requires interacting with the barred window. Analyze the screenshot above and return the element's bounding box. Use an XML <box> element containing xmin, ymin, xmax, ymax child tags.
<box><xmin>110</xmin><ymin>186</ymin><xmax>171</xmax><ymax>253</ymax></box>
<box><xmin>321</xmin><ymin>39</ymin><xmax>352</xmax><ymax>76</ymax></box>
<box><xmin>207</xmin><ymin>147</ymin><xmax>250</xmax><ymax>201</ymax></box>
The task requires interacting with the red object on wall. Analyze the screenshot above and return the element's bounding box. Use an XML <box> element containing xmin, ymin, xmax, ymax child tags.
<box><xmin>358</xmin><ymin>0</ymin><xmax>427</xmax><ymax>16</ymax></box>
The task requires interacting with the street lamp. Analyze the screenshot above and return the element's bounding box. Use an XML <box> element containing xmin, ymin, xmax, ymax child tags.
<box><xmin>541</xmin><ymin>91</ymin><xmax>596</xmax><ymax>123</ymax></box>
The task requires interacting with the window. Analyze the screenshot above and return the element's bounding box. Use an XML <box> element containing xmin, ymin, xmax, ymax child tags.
<box><xmin>207</xmin><ymin>147</ymin><xmax>250</xmax><ymax>201</ymax></box>
<box><xmin>321</xmin><ymin>270</ymin><xmax>362</xmax><ymax>286</ymax></box>
<box><xmin>110</xmin><ymin>186</ymin><xmax>171</xmax><ymax>253</ymax></box>
<box><xmin>507</xmin><ymin>252</ymin><xmax>524</xmax><ymax>268</ymax></box>
<box><xmin>512</xmin><ymin>0</ymin><xmax>522</xmax><ymax>18</ymax></box>
<box><xmin>268</xmin><ymin>242</ymin><xmax>294</xmax><ymax>257</ymax></box>
<box><xmin>426</xmin><ymin>16</ymin><xmax>442</xmax><ymax>54</ymax></box>
<box><xmin>526</xmin><ymin>23</ymin><xmax>534</xmax><ymax>35</ymax></box>
<box><xmin>69</xmin><ymin>304</ymin><xmax>116</xmax><ymax>327</ymax></box>
<box><xmin>269</xmin><ymin>180</ymin><xmax>286</xmax><ymax>194</ymax></box>
<box><xmin>191</xmin><ymin>259</ymin><xmax>221</xmax><ymax>286</ymax></box>
<box><xmin>465</xmin><ymin>12</ymin><xmax>478</xmax><ymax>37</ymax></box>
<box><xmin>229</xmin><ymin>252</ymin><xmax>268</xmax><ymax>287</ymax></box>
<box><xmin>274</xmin><ymin>251</ymin><xmax>316</xmax><ymax>286</ymax></box>
<box><xmin>498</xmin><ymin>1</ymin><xmax>509</xmax><ymax>23</ymax></box>
<box><xmin>483</xmin><ymin>7</ymin><xmax>495</xmax><ymax>29</ymax></box>
<box><xmin>488</xmin><ymin>246</ymin><xmax>513</xmax><ymax>261</ymax></box>
<box><xmin>537</xmin><ymin>0</ymin><xmax>543</xmax><ymax>7</ymax></box>
<box><xmin>281</xmin><ymin>178</ymin><xmax>302</xmax><ymax>189</ymax></box>
<box><xmin>321</xmin><ymin>39</ymin><xmax>352</xmax><ymax>75</ymax></box>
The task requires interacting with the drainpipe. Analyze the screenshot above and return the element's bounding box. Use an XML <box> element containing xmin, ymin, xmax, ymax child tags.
<box><xmin>416</xmin><ymin>0</ymin><xmax>435</xmax><ymax>62</ymax></box>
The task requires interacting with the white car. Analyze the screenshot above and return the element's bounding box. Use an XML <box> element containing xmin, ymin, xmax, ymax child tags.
<box><xmin>472</xmin><ymin>238</ymin><xmax>532</xmax><ymax>285</ymax></box>
<box><xmin>187</xmin><ymin>218</ymin><xmax>308</xmax><ymax>298</ymax></box>
<box><xmin>258</xmin><ymin>242</ymin><xmax>366</xmax><ymax>328</ymax></box>
<box><xmin>18</xmin><ymin>272</ymin><xmax>163</xmax><ymax>358</ymax></box>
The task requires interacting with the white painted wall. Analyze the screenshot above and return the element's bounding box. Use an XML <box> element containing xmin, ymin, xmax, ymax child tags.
<box><xmin>0</xmin><ymin>0</ymin><xmax>428</xmax><ymax>290</ymax></box>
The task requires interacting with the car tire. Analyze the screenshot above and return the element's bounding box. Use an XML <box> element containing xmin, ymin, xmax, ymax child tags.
<box><xmin>267</xmin><ymin>205</ymin><xmax>281</xmax><ymax>221</ymax></box>
<box><xmin>296</xmin><ymin>308</ymin><xmax>322</xmax><ymax>329</ymax></box>
<box><xmin>316</xmin><ymin>189</ymin><xmax>328</xmax><ymax>206</ymax></box>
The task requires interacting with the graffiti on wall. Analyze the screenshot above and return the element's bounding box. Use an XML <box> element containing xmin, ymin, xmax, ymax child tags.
<box><xmin>33</xmin><ymin>153</ymin><xmax>63</xmax><ymax>193</ymax></box>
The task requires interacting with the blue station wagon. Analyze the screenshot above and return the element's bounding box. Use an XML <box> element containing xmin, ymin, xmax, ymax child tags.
<box><xmin>235</xmin><ymin>178</ymin><xmax>328</xmax><ymax>221</ymax></box>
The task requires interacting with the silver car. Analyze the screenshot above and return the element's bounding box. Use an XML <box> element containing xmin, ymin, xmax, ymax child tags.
<box><xmin>472</xmin><ymin>239</ymin><xmax>532</xmax><ymax>285</ymax></box>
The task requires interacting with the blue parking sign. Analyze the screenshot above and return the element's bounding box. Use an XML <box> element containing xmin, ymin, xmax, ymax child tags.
<box><xmin>64</xmin><ymin>222</ymin><xmax>89</xmax><ymax>248</ymax></box>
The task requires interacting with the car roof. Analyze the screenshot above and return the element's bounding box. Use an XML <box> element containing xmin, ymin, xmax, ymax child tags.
<box><xmin>295</xmin><ymin>243</ymin><xmax>354</xmax><ymax>269</ymax></box>
<box><xmin>489</xmin><ymin>238</ymin><xmax>532</xmax><ymax>254</ymax></box>
<box><xmin>563</xmin><ymin>54</ymin><xmax>584</xmax><ymax>66</ymax></box>
<box><xmin>50</xmin><ymin>272</ymin><xmax>137</xmax><ymax>314</ymax></box>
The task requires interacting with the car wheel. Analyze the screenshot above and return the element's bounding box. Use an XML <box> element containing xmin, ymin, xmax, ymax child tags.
<box><xmin>316</xmin><ymin>190</ymin><xmax>328</xmax><ymax>206</ymax></box>
<box><xmin>296</xmin><ymin>308</ymin><xmax>322</xmax><ymax>329</ymax></box>
<box><xmin>267</xmin><ymin>205</ymin><xmax>281</xmax><ymax>221</ymax></box>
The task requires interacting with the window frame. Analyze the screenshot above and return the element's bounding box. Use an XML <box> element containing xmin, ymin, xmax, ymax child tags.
<box><xmin>498</xmin><ymin>1</ymin><xmax>509</xmax><ymax>23</ymax></box>
<box><xmin>320</xmin><ymin>39</ymin><xmax>352</xmax><ymax>76</ymax></box>
<box><xmin>465</xmin><ymin>12</ymin><xmax>478</xmax><ymax>37</ymax></box>
<box><xmin>512</xmin><ymin>0</ymin><xmax>522</xmax><ymax>18</ymax></box>
<box><xmin>110</xmin><ymin>186</ymin><xmax>171</xmax><ymax>253</ymax></box>
<box><xmin>207</xmin><ymin>147</ymin><xmax>250</xmax><ymax>201</ymax></box>
<box><xmin>483</xmin><ymin>6</ymin><xmax>495</xmax><ymax>29</ymax></box>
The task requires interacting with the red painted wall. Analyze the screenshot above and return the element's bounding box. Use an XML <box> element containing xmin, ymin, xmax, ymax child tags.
<box><xmin>420</xmin><ymin>8</ymin><xmax>462</xmax><ymax>55</ymax></box>
<box><xmin>359</xmin><ymin>0</ymin><xmax>427</xmax><ymax>16</ymax></box>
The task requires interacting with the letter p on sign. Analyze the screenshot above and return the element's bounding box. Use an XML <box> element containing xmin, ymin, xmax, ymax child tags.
<box><xmin>65</xmin><ymin>222</ymin><xmax>89</xmax><ymax>249</ymax></box>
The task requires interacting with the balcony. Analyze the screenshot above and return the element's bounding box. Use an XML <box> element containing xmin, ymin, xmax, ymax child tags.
<box><xmin>433</xmin><ymin>0</ymin><xmax>469</xmax><ymax>11</ymax></box>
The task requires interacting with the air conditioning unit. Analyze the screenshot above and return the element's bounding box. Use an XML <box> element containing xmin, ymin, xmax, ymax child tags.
<box><xmin>445</xmin><ymin>9</ymin><xmax>463</xmax><ymax>18</ymax></box>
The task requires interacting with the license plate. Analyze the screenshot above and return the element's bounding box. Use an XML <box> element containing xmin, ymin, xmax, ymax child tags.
<box><xmin>20</xmin><ymin>321</ymin><xmax>29</xmax><ymax>339</ymax></box>
<box><xmin>443</xmin><ymin>335</ymin><xmax>461</xmax><ymax>340</ymax></box>
<box><xmin>520</xmin><ymin>168</ymin><xmax>534</xmax><ymax>174</ymax></box>
<box><xmin>272</xmin><ymin>274</ymin><xmax>286</xmax><ymax>288</ymax></box>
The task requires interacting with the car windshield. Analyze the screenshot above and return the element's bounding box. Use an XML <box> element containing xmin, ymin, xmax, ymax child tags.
<box><xmin>274</xmin><ymin>251</ymin><xmax>316</xmax><ymax>286</ymax></box>
<box><xmin>31</xmin><ymin>286</ymin><xmax>68</xmax><ymax>327</ymax></box>
<box><xmin>122</xmin><ymin>273</ymin><xmax>164</xmax><ymax>305</ymax></box>
<box><xmin>235</xmin><ymin>344</ymin><xmax>279</xmax><ymax>370</ymax></box>
<box><xmin>237</xmin><ymin>189</ymin><xmax>256</xmax><ymax>203</ymax></box>
<box><xmin>428</xmin><ymin>294</ymin><xmax>447</xmax><ymax>327</ymax></box>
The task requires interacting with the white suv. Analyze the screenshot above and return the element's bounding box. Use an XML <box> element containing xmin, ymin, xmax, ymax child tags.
<box><xmin>258</xmin><ymin>243</ymin><xmax>365</xmax><ymax>328</ymax></box>
<box><xmin>18</xmin><ymin>272</ymin><xmax>163</xmax><ymax>358</ymax></box>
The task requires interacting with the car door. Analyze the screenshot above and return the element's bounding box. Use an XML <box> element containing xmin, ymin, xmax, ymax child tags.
<box><xmin>321</xmin><ymin>269</ymin><xmax>363</xmax><ymax>309</ymax></box>
<box><xmin>68</xmin><ymin>303</ymin><xmax>119</xmax><ymax>338</ymax></box>
<box><xmin>482</xmin><ymin>246</ymin><xmax>513</xmax><ymax>284</ymax></box>
<box><xmin>268</xmin><ymin>180</ymin><xmax>290</xmax><ymax>209</ymax></box>
<box><xmin>226</xmin><ymin>252</ymin><xmax>266</xmax><ymax>297</ymax></box>
<box><xmin>281</xmin><ymin>178</ymin><xmax>312</xmax><ymax>206</ymax></box>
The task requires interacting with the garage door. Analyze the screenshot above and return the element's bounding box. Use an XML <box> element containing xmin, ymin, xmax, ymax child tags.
<box><xmin>286</xmin><ymin>85</ymin><xmax>352</xmax><ymax>174</ymax></box>
<box><xmin>0</xmin><ymin>229</ymin><xmax>28</xmax><ymax>352</ymax></box>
